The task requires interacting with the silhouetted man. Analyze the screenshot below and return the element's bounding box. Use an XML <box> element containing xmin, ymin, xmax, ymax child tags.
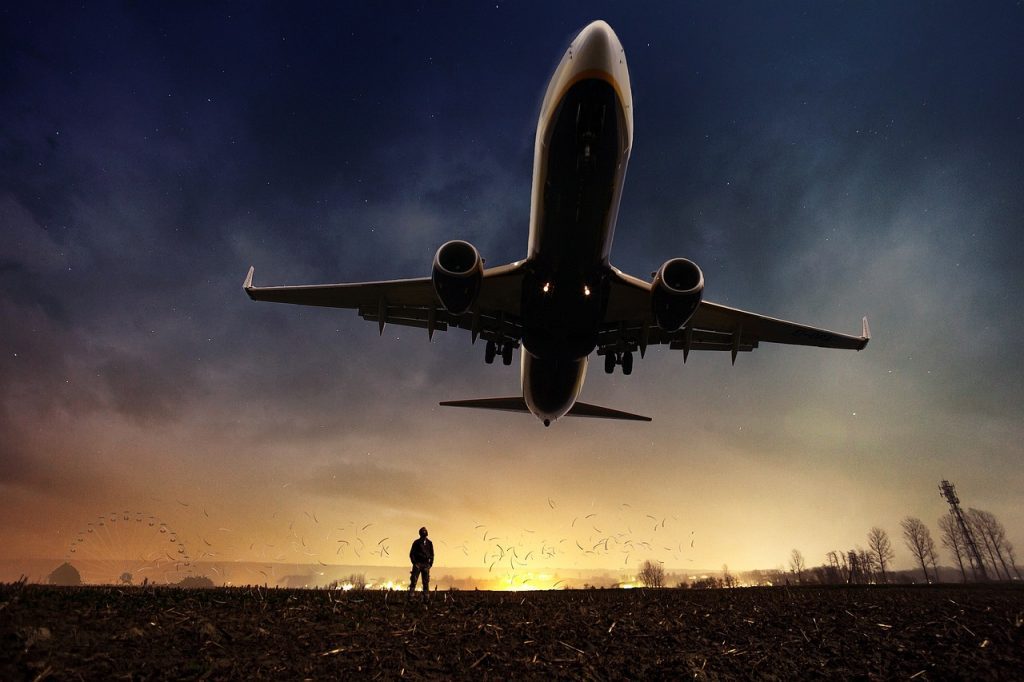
<box><xmin>409</xmin><ymin>526</ymin><xmax>434</xmax><ymax>594</ymax></box>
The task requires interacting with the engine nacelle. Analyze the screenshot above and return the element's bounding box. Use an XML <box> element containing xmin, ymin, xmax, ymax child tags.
<box><xmin>651</xmin><ymin>258</ymin><xmax>704</xmax><ymax>331</ymax></box>
<box><xmin>432</xmin><ymin>240</ymin><xmax>483</xmax><ymax>314</ymax></box>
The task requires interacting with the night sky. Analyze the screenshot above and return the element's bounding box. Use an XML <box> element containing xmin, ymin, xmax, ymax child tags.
<box><xmin>2</xmin><ymin>2</ymin><xmax>1022</xmax><ymax>584</ymax></box>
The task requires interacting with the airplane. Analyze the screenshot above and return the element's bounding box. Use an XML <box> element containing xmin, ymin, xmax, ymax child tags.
<box><xmin>244</xmin><ymin>20</ymin><xmax>869</xmax><ymax>427</ymax></box>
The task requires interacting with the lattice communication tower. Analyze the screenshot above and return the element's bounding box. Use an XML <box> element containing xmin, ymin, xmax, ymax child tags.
<box><xmin>938</xmin><ymin>479</ymin><xmax>988</xmax><ymax>581</ymax></box>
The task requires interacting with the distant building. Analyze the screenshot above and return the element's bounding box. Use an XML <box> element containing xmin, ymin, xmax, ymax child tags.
<box><xmin>48</xmin><ymin>562</ymin><xmax>82</xmax><ymax>586</ymax></box>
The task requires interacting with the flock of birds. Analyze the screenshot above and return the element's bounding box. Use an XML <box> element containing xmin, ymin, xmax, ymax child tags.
<box><xmin>463</xmin><ymin>499</ymin><xmax>698</xmax><ymax>586</ymax></box>
<box><xmin>66</xmin><ymin>497</ymin><xmax>700</xmax><ymax>587</ymax></box>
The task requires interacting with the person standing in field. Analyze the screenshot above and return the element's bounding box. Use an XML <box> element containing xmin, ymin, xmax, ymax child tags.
<box><xmin>409</xmin><ymin>526</ymin><xmax>434</xmax><ymax>594</ymax></box>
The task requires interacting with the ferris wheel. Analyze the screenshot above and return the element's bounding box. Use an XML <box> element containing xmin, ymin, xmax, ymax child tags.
<box><xmin>65</xmin><ymin>510</ymin><xmax>194</xmax><ymax>585</ymax></box>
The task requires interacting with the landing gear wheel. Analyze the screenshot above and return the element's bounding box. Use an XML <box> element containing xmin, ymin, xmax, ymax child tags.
<box><xmin>485</xmin><ymin>341</ymin><xmax>496</xmax><ymax>364</ymax></box>
<box><xmin>622</xmin><ymin>351</ymin><xmax>633</xmax><ymax>376</ymax></box>
<box><xmin>501</xmin><ymin>344</ymin><xmax>514</xmax><ymax>366</ymax></box>
<box><xmin>604</xmin><ymin>353</ymin><xmax>615</xmax><ymax>374</ymax></box>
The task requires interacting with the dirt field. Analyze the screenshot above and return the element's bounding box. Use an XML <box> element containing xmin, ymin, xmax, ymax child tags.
<box><xmin>2</xmin><ymin>582</ymin><xmax>1021</xmax><ymax>679</ymax></box>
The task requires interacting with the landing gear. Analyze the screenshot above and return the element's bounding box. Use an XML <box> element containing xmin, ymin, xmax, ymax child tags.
<box><xmin>484</xmin><ymin>340</ymin><xmax>515</xmax><ymax>366</ymax></box>
<box><xmin>603</xmin><ymin>351</ymin><xmax>634</xmax><ymax>375</ymax></box>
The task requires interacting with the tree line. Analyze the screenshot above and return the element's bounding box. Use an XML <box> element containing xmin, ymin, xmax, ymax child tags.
<box><xmin>634</xmin><ymin>506</ymin><xmax>1019</xmax><ymax>589</ymax></box>
<box><xmin>789</xmin><ymin>508</ymin><xmax>1020</xmax><ymax>585</ymax></box>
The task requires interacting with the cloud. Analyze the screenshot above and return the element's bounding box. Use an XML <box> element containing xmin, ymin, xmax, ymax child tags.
<box><xmin>1</xmin><ymin>2</ymin><xmax>1022</xmax><ymax>570</ymax></box>
<box><xmin>0</xmin><ymin>195</ymin><xmax>69</xmax><ymax>275</ymax></box>
<box><xmin>297</xmin><ymin>459</ymin><xmax>440</xmax><ymax>512</ymax></box>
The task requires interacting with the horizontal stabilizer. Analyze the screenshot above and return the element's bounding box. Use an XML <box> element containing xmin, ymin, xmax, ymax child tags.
<box><xmin>439</xmin><ymin>397</ymin><xmax>530</xmax><ymax>413</ymax></box>
<box><xmin>568</xmin><ymin>401</ymin><xmax>651</xmax><ymax>421</ymax></box>
<box><xmin>440</xmin><ymin>397</ymin><xmax>651</xmax><ymax>422</ymax></box>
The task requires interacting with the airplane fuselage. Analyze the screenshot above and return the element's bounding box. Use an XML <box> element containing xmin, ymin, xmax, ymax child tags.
<box><xmin>243</xmin><ymin>20</ymin><xmax>869</xmax><ymax>427</ymax></box>
<box><xmin>520</xmin><ymin>22</ymin><xmax>634</xmax><ymax>424</ymax></box>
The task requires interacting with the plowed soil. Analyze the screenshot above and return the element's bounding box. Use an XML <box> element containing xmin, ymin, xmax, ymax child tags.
<box><xmin>2</xmin><ymin>583</ymin><xmax>1021</xmax><ymax>679</ymax></box>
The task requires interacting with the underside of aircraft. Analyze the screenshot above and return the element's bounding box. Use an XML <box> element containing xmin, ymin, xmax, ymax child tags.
<box><xmin>245</xmin><ymin>20</ymin><xmax>869</xmax><ymax>426</ymax></box>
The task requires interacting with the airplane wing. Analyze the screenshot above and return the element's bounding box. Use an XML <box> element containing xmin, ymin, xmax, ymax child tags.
<box><xmin>600</xmin><ymin>268</ymin><xmax>869</xmax><ymax>362</ymax></box>
<box><xmin>243</xmin><ymin>262</ymin><xmax>526</xmax><ymax>344</ymax></box>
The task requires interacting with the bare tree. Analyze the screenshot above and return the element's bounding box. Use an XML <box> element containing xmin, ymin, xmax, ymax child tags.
<box><xmin>789</xmin><ymin>549</ymin><xmax>806</xmax><ymax>584</ymax></box>
<box><xmin>811</xmin><ymin>551</ymin><xmax>840</xmax><ymax>585</ymax></box>
<box><xmin>867</xmin><ymin>527</ymin><xmax>895</xmax><ymax>583</ymax></box>
<box><xmin>901</xmin><ymin>517</ymin><xmax>936</xmax><ymax>583</ymax></box>
<box><xmin>824</xmin><ymin>550</ymin><xmax>846</xmax><ymax>585</ymax></box>
<box><xmin>938</xmin><ymin>514</ymin><xmax>969</xmax><ymax>583</ymax></box>
<box><xmin>968</xmin><ymin>509</ymin><xmax>1015</xmax><ymax>580</ymax></box>
<box><xmin>722</xmin><ymin>564</ymin><xmax>736</xmax><ymax>588</ymax></box>
<box><xmin>847</xmin><ymin>550</ymin><xmax>863</xmax><ymax>584</ymax></box>
<box><xmin>842</xmin><ymin>549</ymin><xmax>878</xmax><ymax>584</ymax></box>
<box><xmin>926</xmin><ymin>538</ymin><xmax>940</xmax><ymax>582</ymax></box>
<box><xmin>1005</xmin><ymin>541</ymin><xmax>1023</xmax><ymax>581</ymax></box>
<box><xmin>966</xmin><ymin>509</ymin><xmax>1001</xmax><ymax>578</ymax></box>
<box><xmin>638</xmin><ymin>560</ymin><xmax>665</xmax><ymax>588</ymax></box>
<box><xmin>861</xmin><ymin>548</ymin><xmax>880</xmax><ymax>583</ymax></box>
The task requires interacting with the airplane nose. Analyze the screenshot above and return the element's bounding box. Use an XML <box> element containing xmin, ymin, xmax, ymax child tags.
<box><xmin>571</xmin><ymin>20</ymin><xmax>621</xmax><ymax>70</ymax></box>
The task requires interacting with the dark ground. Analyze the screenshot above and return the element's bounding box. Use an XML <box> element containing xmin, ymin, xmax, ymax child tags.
<box><xmin>1</xmin><ymin>583</ymin><xmax>1021</xmax><ymax>680</ymax></box>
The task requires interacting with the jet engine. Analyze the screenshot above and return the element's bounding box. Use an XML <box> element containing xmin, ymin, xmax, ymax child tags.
<box><xmin>432</xmin><ymin>240</ymin><xmax>483</xmax><ymax>314</ymax></box>
<box><xmin>651</xmin><ymin>258</ymin><xmax>704</xmax><ymax>331</ymax></box>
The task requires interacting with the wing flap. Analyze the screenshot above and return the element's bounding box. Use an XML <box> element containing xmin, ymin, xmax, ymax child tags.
<box><xmin>604</xmin><ymin>266</ymin><xmax>651</xmax><ymax>324</ymax></box>
<box><xmin>598</xmin><ymin>326</ymin><xmax>758</xmax><ymax>354</ymax></box>
<box><xmin>603</xmin><ymin>268</ymin><xmax>869</xmax><ymax>354</ymax></box>
<box><xmin>690</xmin><ymin>302</ymin><xmax>869</xmax><ymax>350</ymax></box>
<box><xmin>243</xmin><ymin>262</ymin><xmax>527</xmax><ymax>339</ymax></box>
<box><xmin>245</xmin><ymin>270</ymin><xmax>437</xmax><ymax>308</ymax></box>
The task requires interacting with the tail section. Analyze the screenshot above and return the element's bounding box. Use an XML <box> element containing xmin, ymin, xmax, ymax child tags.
<box><xmin>439</xmin><ymin>397</ymin><xmax>651</xmax><ymax>422</ymax></box>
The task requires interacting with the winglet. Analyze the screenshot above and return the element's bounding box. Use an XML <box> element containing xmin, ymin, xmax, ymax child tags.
<box><xmin>243</xmin><ymin>266</ymin><xmax>255</xmax><ymax>296</ymax></box>
<box><xmin>858</xmin><ymin>316</ymin><xmax>871</xmax><ymax>350</ymax></box>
